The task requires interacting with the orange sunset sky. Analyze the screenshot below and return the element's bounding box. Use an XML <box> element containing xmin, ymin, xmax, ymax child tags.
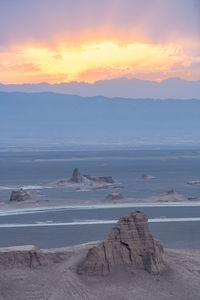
<box><xmin>0</xmin><ymin>0</ymin><xmax>199</xmax><ymax>84</ymax></box>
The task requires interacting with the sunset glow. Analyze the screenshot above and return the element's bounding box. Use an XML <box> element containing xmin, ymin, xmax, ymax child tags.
<box><xmin>0</xmin><ymin>40</ymin><xmax>198</xmax><ymax>84</ymax></box>
<box><xmin>0</xmin><ymin>0</ymin><xmax>199</xmax><ymax>84</ymax></box>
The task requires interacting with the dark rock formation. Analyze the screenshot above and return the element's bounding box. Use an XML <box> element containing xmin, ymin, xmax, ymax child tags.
<box><xmin>142</xmin><ymin>174</ymin><xmax>156</xmax><ymax>179</ymax></box>
<box><xmin>70</xmin><ymin>168</ymin><xmax>83</xmax><ymax>183</ymax></box>
<box><xmin>70</xmin><ymin>168</ymin><xmax>114</xmax><ymax>184</ymax></box>
<box><xmin>9</xmin><ymin>189</ymin><xmax>31</xmax><ymax>202</ymax></box>
<box><xmin>104</xmin><ymin>193</ymin><xmax>124</xmax><ymax>201</ymax></box>
<box><xmin>187</xmin><ymin>180</ymin><xmax>200</xmax><ymax>185</ymax></box>
<box><xmin>84</xmin><ymin>175</ymin><xmax>114</xmax><ymax>184</ymax></box>
<box><xmin>165</xmin><ymin>189</ymin><xmax>175</xmax><ymax>195</ymax></box>
<box><xmin>78</xmin><ymin>211</ymin><xmax>165</xmax><ymax>276</ymax></box>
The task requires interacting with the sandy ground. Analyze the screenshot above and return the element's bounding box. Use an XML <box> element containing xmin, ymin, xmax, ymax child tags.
<box><xmin>0</xmin><ymin>244</ymin><xmax>199</xmax><ymax>300</ymax></box>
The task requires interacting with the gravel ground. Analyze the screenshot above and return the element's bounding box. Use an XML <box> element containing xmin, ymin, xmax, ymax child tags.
<box><xmin>0</xmin><ymin>244</ymin><xmax>199</xmax><ymax>300</ymax></box>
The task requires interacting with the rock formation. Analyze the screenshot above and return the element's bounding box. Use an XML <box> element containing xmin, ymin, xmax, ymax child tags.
<box><xmin>0</xmin><ymin>246</ymin><xmax>66</xmax><ymax>268</ymax></box>
<box><xmin>165</xmin><ymin>189</ymin><xmax>175</xmax><ymax>195</ymax></box>
<box><xmin>9</xmin><ymin>189</ymin><xmax>31</xmax><ymax>202</ymax></box>
<box><xmin>146</xmin><ymin>189</ymin><xmax>189</xmax><ymax>203</ymax></box>
<box><xmin>187</xmin><ymin>179</ymin><xmax>200</xmax><ymax>185</ymax></box>
<box><xmin>104</xmin><ymin>193</ymin><xmax>124</xmax><ymax>202</ymax></box>
<box><xmin>78</xmin><ymin>211</ymin><xmax>165</xmax><ymax>276</ymax></box>
<box><xmin>70</xmin><ymin>168</ymin><xmax>114</xmax><ymax>184</ymax></box>
<box><xmin>83</xmin><ymin>174</ymin><xmax>114</xmax><ymax>184</ymax></box>
<box><xmin>70</xmin><ymin>168</ymin><xmax>83</xmax><ymax>183</ymax></box>
<box><xmin>142</xmin><ymin>174</ymin><xmax>156</xmax><ymax>179</ymax></box>
<box><xmin>0</xmin><ymin>246</ymin><xmax>42</xmax><ymax>268</ymax></box>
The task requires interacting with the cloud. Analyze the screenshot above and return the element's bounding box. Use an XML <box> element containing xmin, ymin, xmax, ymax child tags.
<box><xmin>0</xmin><ymin>0</ymin><xmax>199</xmax><ymax>83</ymax></box>
<box><xmin>0</xmin><ymin>0</ymin><xmax>199</xmax><ymax>45</ymax></box>
<box><xmin>0</xmin><ymin>41</ymin><xmax>192</xmax><ymax>83</ymax></box>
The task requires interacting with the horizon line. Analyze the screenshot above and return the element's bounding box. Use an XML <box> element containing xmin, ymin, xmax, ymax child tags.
<box><xmin>1</xmin><ymin>76</ymin><xmax>200</xmax><ymax>86</ymax></box>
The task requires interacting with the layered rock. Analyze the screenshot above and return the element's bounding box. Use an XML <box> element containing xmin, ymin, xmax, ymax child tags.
<box><xmin>78</xmin><ymin>211</ymin><xmax>165</xmax><ymax>276</ymax></box>
<box><xmin>0</xmin><ymin>246</ymin><xmax>66</xmax><ymax>268</ymax></box>
<box><xmin>9</xmin><ymin>189</ymin><xmax>31</xmax><ymax>202</ymax></box>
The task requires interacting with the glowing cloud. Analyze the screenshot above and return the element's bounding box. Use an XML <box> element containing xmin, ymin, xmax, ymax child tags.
<box><xmin>0</xmin><ymin>0</ymin><xmax>199</xmax><ymax>83</ymax></box>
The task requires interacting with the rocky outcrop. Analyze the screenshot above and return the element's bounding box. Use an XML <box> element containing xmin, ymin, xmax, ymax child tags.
<box><xmin>147</xmin><ymin>189</ymin><xmax>188</xmax><ymax>203</ymax></box>
<box><xmin>70</xmin><ymin>168</ymin><xmax>83</xmax><ymax>183</ymax></box>
<box><xmin>83</xmin><ymin>174</ymin><xmax>114</xmax><ymax>184</ymax></box>
<box><xmin>47</xmin><ymin>169</ymin><xmax>115</xmax><ymax>188</ymax></box>
<box><xmin>0</xmin><ymin>246</ymin><xmax>42</xmax><ymax>268</ymax></box>
<box><xmin>78</xmin><ymin>211</ymin><xmax>165</xmax><ymax>276</ymax></box>
<box><xmin>187</xmin><ymin>180</ymin><xmax>200</xmax><ymax>185</ymax></box>
<box><xmin>104</xmin><ymin>193</ymin><xmax>124</xmax><ymax>202</ymax></box>
<box><xmin>70</xmin><ymin>168</ymin><xmax>114</xmax><ymax>184</ymax></box>
<box><xmin>9</xmin><ymin>189</ymin><xmax>31</xmax><ymax>202</ymax></box>
<box><xmin>165</xmin><ymin>189</ymin><xmax>175</xmax><ymax>195</ymax></box>
<box><xmin>0</xmin><ymin>246</ymin><xmax>67</xmax><ymax>268</ymax></box>
<box><xmin>142</xmin><ymin>174</ymin><xmax>156</xmax><ymax>179</ymax></box>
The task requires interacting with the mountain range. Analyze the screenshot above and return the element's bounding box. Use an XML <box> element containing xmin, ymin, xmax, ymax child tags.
<box><xmin>0</xmin><ymin>91</ymin><xmax>200</xmax><ymax>148</ymax></box>
<box><xmin>0</xmin><ymin>78</ymin><xmax>200</xmax><ymax>99</ymax></box>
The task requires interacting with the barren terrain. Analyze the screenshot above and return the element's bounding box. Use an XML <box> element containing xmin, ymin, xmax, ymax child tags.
<box><xmin>0</xmin><ymin>244</ymin><xmax>199</xmax><ymax>300</ymax></box>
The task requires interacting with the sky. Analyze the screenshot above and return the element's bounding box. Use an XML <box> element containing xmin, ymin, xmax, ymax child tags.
<box><xmin>0</xmin><ymin>0</ymin><xmax>199</xmax><ymax>84</ymax></box>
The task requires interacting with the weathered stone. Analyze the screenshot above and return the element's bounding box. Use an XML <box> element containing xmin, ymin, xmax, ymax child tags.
<box><xmin>104</xmin><ymin>193</ymin><xmax>124</xmax><ymax>201</ymax></box>
<box><xmin>83</xmin><ymin>175</ymin><xmax>114</xmax><ymax>184</ymax></box>
<box><xmin>70</xmin><ymin>168</ymin><xmax>114</xmax><ymax>184</ymax></box>
<box><xmin>70</xmin><ymin>168</ymin><xmax>83</xmax><ymax>183</ymax></box>
<box><xmin>142</xmin><ymin>174</ymin><xmax>156</xmax><ymax>179</ymax></box>
<box><xmin>0</xmin><ymin>246</ymin><xmax>66</xmax><ymax>268</ymax></box>
<box><xmin>9</xmin><ymin>189</ymin><xmax>31</xmax><ymax>202</ymax></box>
<box><xmin>78</xmin><ymin>211</ymin><xmax>165</xmax><ymax>276</ymax></box>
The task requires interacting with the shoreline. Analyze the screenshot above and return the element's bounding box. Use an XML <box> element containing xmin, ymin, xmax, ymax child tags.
<box><xmin>1</xmin><ymin>200</ymin><xmax>200</xmax><ymax>214</ymax></box>
<box><xmin>1</xmin><ymin>199</ymin><xmax>200</xmax><ymax>215</ymax></box>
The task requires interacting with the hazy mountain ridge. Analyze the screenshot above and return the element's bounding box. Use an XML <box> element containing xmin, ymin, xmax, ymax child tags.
<box><xmin>0</xmin><ymin>77</ymin><xmax>200</xmax><ymax>99</ymax></box>
<box><xmin>0</xmin><ymin>92</ymin><xmax>200</xmax><ymax>147</ymax></box>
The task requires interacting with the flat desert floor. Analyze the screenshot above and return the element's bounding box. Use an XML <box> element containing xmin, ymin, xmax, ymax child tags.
<box><xmin>0</xmin><ymin>244</ymin><xmax>199</xmax><ymax>300</ymax></box>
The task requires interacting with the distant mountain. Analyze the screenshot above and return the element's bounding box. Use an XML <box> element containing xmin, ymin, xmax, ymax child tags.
<box><xmin>0</xmin><ymin>92</ymin><xmax>200</xmax><ymax>148</ymax></box>
<box><xmin>0</xmin><ymin>78</ymin><xmax>200</xmax><ymax>99</ymax></box>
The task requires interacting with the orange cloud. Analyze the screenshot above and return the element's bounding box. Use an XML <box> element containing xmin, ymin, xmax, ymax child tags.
<box><xmin>1</xmin><ymin>39</ymin><xmax>198</xmax><ymax>84</ymax></box>
<box><xmin>0</xmin><ymin>1</ymin><xmax>199</xmax><ymax>83</ymax></box>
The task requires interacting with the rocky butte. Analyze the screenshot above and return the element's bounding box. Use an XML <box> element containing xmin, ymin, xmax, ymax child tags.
<box><xmin>0</xmin><ymin>211</ymin><xmax>200</xmax><ymax>299</ymax></box>
<box><xmin>104</xmin><ymin>193</ymin><xmax>125</xmax><ymax>202</ymax></box>
<box><xmin>50</xmin><ymin>168</ymin><xmax>115</xmax><ymax>187</ymax></box>
<box><xmin>78</xmin><ymin>211</ymin><xmax>165</xmax><ymax>276</ymax></box>
<box><xmin>71</xmin><ymin>168</ymin><xmax>114</xmax><ymax>184</ymax></box>
<box><xmin>9</xmin><ymin>189</ymin><xmax>31</xmax><ymax>202</ymax></box>
<box><xmin>70</xmin><ymin>168</ymin><xmax>83</xmax><ymax>183</ymax></box>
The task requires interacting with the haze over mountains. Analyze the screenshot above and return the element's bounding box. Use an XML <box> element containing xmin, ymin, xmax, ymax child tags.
<box><xmin>0</xmin><ymin>91</ymin><xmax>200</xmax><ymax>148</ymax></box>
<box><xmin>0</xmin><ymin>78</ymin><xmax>200</xmax><ymax>99</ymax></box>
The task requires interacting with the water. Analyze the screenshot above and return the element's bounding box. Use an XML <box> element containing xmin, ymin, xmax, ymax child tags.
<box><xmin>0</xmin><ymin>149</ymin><xmax>200</xmax><ymax>249</ymax></box>
<box><xmin>0</xmin><ymin>205</ymin><xmax>200</xmax><ymax>249</ymax></box>
<box><xmin>0</xmin><ymin>149</ymin><xmax>200</xmax><ymax>202</ymax></box>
